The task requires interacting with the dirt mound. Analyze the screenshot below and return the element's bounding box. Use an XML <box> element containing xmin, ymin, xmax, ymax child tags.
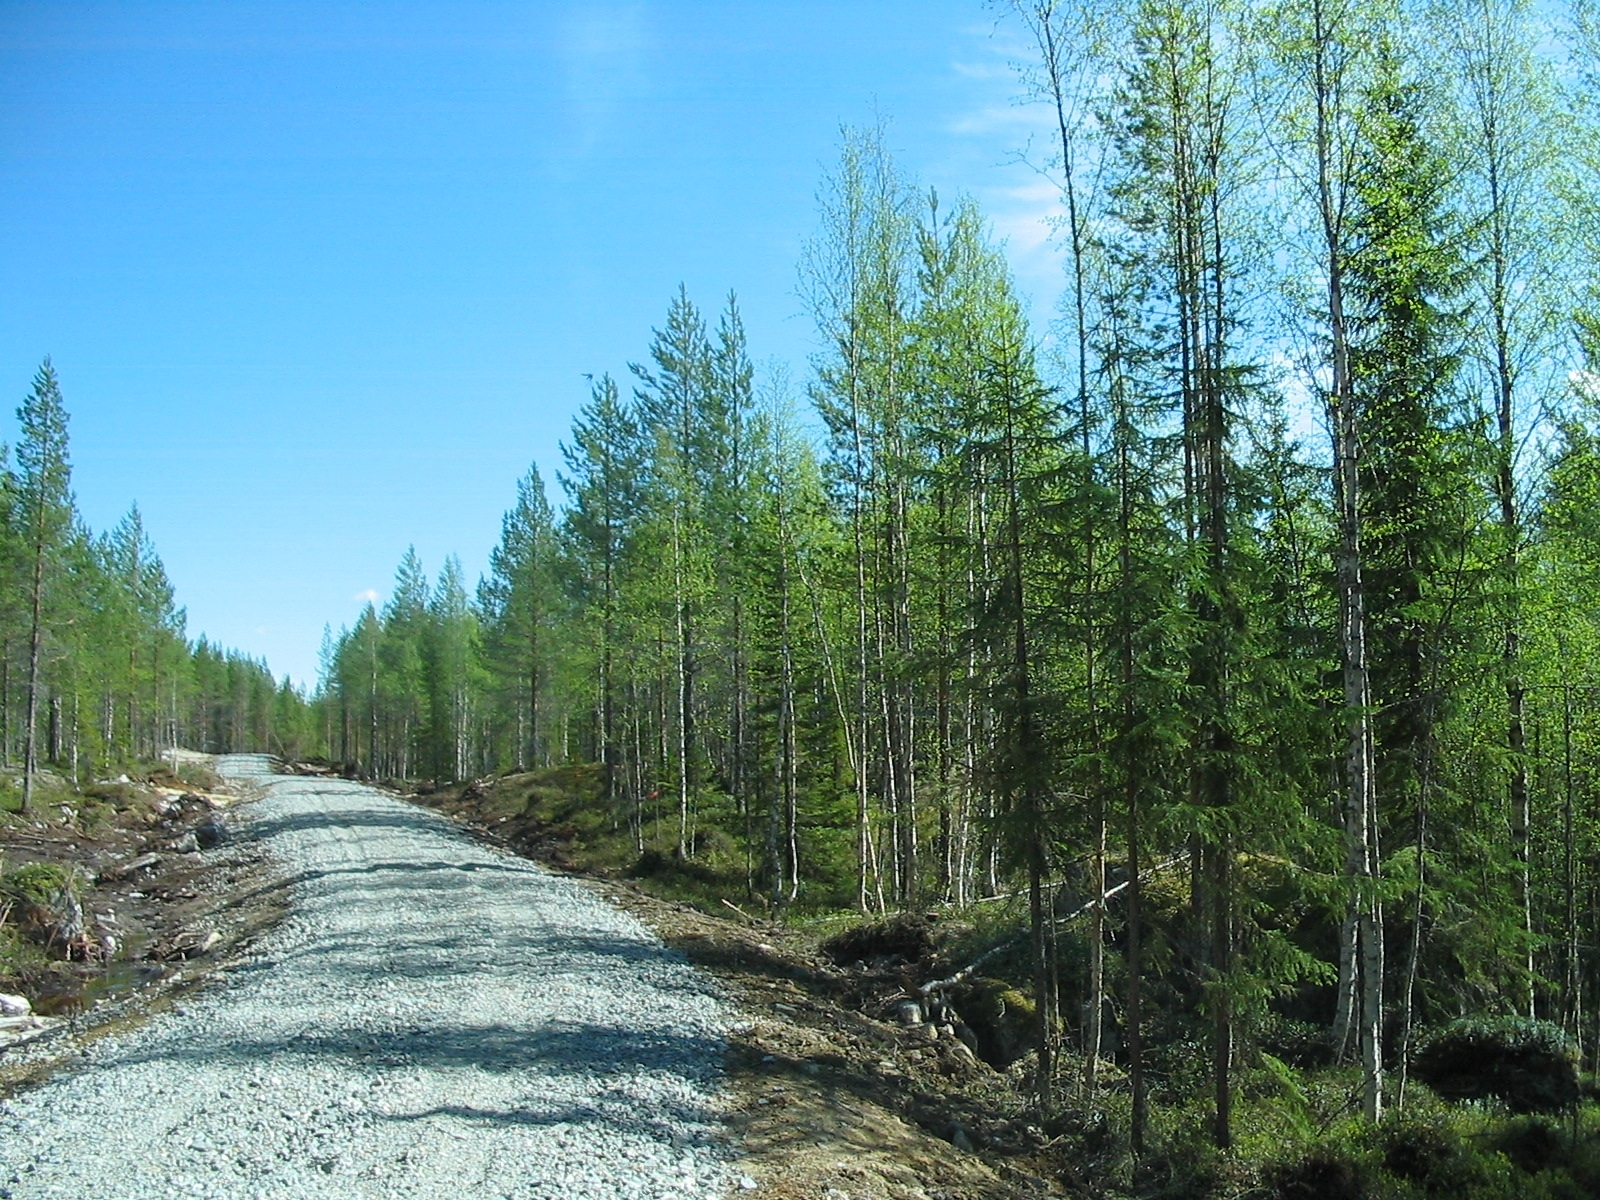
<box><xmin>820</xmin><ymin>913</ymin><xmax>936</xmax><ymax>968</ymax></box>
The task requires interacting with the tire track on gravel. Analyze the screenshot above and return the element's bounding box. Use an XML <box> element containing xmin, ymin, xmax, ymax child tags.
<box><xmin>0</xmin><ymin>755</ymin><xmax>735</xmax><ymax>1200</ymax></box>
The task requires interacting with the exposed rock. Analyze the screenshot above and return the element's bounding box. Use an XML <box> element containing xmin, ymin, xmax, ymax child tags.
<box><xmin>164</xmin><ymin>928</ymin><xmax>222</xmax><ymax>961</ymax></box>
<box><xmin>0</xmin><ymin>992</ymin><xmax>31</xmax><ymax>1016</ymax></box>
<box><xmin>896</xmin><ymin>1000</ymin><xmax>924</xmax><ymax>1026</ymax></box>
<box><xmin>53</xmin><ymin>889</ymin><xmax>87</xmax><ymax>948</ymax></box>
<box><xmin>939</xmin><ymin>1041</ymin><xmax>981</xmax><ymax>1076</ymax></box>
<box><xmin>100</xmin><ymin>852</ymin><xmax>161</xmax><ymax>882</ymax></box>
<box><xmin>0</xmin><ymin>1012</ymin><xmax>63</xmax><ymax>1050</ymax></box>
<box><xmin>195</xmin><ymin>815</ymin><xmax>229</xmax><ymax>849</ymax></box>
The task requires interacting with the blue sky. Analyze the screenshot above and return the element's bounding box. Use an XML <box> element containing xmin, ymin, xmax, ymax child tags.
<box><xmin>0</xmin><ymin>1</ymin><xmax>1065</xmax><ymax>689</ymax></box>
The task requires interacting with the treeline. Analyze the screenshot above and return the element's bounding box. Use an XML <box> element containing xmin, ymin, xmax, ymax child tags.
<box><xmin>1</xmin><ymin>360</ymin><xmax>313</xmax><ymax>806</ymax></box>
<box><xmin>320</xmin><ymin>0</ymin><xmax>1600</xmax><ymax>1146</ymax></box>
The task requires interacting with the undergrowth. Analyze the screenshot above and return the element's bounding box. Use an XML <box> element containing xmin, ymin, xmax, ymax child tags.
<box><xmin>425</xmin><ymin>764</ymin><xmax>1600</xmax><ymax>1199</ymax></box>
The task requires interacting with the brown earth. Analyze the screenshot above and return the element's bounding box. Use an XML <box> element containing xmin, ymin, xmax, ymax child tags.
<box><xmin>0</xmin><ymin>760</ymin><xmax>288</xmax><ymax>1092</ymax></box>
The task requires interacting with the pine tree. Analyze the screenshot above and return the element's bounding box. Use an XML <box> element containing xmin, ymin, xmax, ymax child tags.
<box><xmin>560</xmin><ymin>374</ymin><xmax>642</xmax><ymax>815</ymax></box>
<box><xmin>15</xmin><ymin>360</ymin><xmax>72</xmax><ymax>812</ymax></box>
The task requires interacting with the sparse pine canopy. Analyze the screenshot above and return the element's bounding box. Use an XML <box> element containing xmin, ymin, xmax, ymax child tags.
<box><xmin>1</xmin><ymin>360</ymin><xmax>311</xmax><ymax>798</ymax></box>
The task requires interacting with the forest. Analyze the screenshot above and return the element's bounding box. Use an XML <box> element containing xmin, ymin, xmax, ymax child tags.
<box><xmin>314</xmin><ymin>0</ymin><xmax>1600</xmax><ymax>1167</ymax></box>
<box><xmin>13</xmin><ymin>0</ymin><xmax>1600</xmax><ymax>1189</ymax></box>
<box><xmin>0</xmin><ymin>359</ymin><xmax>315</xmax><ymax>808</ymax></box>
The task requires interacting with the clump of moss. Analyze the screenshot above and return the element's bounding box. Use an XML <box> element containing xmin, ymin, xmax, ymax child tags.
<box><xmin>0</xmin><ymin>862</ymin><xmax>85</xmax><ymax>951</ymax></box>
<box><xmin>950</xmin><ymin>976</ymin><xmax>1037</xmax><ymax>1069</ymax></box>
<box><xmin>1</xmin><ymin>862</ymin><xmax>82</xmax><ymax>908</ymax></box>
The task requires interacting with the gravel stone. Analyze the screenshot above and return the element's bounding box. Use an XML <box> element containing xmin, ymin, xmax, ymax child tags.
<box><xmin>0</xmin><ymin>755</ymin><xmax>735</xmax><ymax>1198</ymax></box>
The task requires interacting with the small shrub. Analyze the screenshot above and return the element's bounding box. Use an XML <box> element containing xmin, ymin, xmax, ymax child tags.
<box><xmin>1377</xmin><ymin>1116</ymin><xmax>1503</xmax><ymax>1195</ymax></box>
<box><xmin>82</xmin><ymin>781</ymin><xmax>138</xmax><ymax>808</ymax></box>
<box><xmin>1269</xmin><ymin>1147</ymin><xmax>1370</xmax><ymax>1200</ymax></box>
<box><xmin>1412</xmin><ymin>1016</ymin><xmax>1579</xmax><ymax>1114</ymax></box>
<box><xmin>0</xmin><ymin>862</ymin><xmax>85</xmax><ymax>950</ymax></box>
<box><xmin>0</xmin><ymin>923</ymin><xmax>48</xmax><ymax>979</ymax></box>
<box><xmin>1489</xmin><ymin>1116</ymin><xmax>1564</xmax><ymax>1175</ymax></box>
<box><xmin>1</xmin><ymin>862</ymin><xmax>81</xmax><ymax>908</ymax></box>
<box><xmin>629</xmin><ymin>849</ymin><xmax>669</xmax><ymax>878</ymax></box>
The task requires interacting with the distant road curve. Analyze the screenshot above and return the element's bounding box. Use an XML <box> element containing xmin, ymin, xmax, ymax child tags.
<box><xmin>0</xmin><ymin>754</ymin><xmax>734</xmax><ymax>1199</ymax></box>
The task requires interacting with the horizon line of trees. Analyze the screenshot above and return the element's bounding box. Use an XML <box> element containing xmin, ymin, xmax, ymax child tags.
<box><xmin>1</xmin><ymin>359</ymin><xmax>315</xmax><ymax>806</ymax></box>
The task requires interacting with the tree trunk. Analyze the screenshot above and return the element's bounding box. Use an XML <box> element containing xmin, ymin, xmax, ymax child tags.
<box><xmin>1335</xmin><ymin>359</ymin><xmax>1383</xmax><ymax>1123</ymax></box>
<box><xmin>2</xmin><ymin>639</ymin><xmax>10</xmax><ymax>769</ymax></box>
<box><xmin>675</xmin><ymin>509</ymin><xmax>691</xmax><ymax>860</ymax></box>
<box><xmin>21</xmin><ymin>526</ymin><xmax>46</xmax><ymax>813</ymax></box>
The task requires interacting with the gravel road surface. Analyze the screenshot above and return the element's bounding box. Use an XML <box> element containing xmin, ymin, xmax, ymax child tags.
<box><xmin>0</xmin><ymin>755</ymin><xmax>735</xmax><ymax>1199</ymax></box>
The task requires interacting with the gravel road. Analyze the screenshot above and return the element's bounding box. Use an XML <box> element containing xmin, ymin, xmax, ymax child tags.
<box><xmin>0</xmin><ymin>755</ymin><xmax>736</xmax><ymax>1199</ymax></box>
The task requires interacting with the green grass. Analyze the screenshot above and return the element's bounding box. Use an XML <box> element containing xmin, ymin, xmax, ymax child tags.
<box><xmin>0</xmin><ymin>922</ymin><xmax>49</xmax><ymax>982</ymax></box>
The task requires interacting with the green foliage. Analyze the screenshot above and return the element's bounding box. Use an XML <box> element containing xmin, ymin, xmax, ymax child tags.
<box><xmin>0</xmin><ymin>861</ymin><xmax>81</xmax><ymax>908</ymax></box>
<box><xmin>0</xmin><ymin>362</ymin><xmax>314</xmax><ymax>779</ymax></box>
<box><xmin>1256</xmin><ymin>1110</ymin><xmax>1600</xmax><ymax>1200</ymax></box>
<box><xmin>0</xmin><ymin>924</ymin><xmax>48</xmax><ymax>980</ymax></box>
<box><xmin>307</xmin><ymin>6</ymin><xmax>1600</xmax><ymax>1168</ymax></box>
<box><xmin>1412</xmin><ymin>1017</ymin><xmax>1580</xmax><ymax>1114</ymax></box>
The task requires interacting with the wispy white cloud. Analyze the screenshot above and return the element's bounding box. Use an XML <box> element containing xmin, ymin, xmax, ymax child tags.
<box><xmin>980</xmin><ymin>176</ymin><xmax>1066</xmax><ymax>310</ymax></box>
<box><xmin>354</xmin><ymin>588</ymin><xmax>380</xmax><ymax>604</ymax></box>
<box><xmin>558</xmin><ymin>3</ymin><xmax>649</xmax><ymax>158</ymax></box>
<box><xmin>951</xmin><ymin>58</ymin><xmax>1015</xmax><ymax>82</ymax></box>
<box><xmin>937</xmin><ymin>18</ymin><xmax>1072</xmax><ymax>322</ymax></box>
<box><xmin>990</xmin><ymin>178</ymin><xmax>1060</xmax><ymax>229</ymax></box>
<box><xmin>949</xmin><ymin>100</ymin><xmax>1054</xmax><ymax>138</ymax></box>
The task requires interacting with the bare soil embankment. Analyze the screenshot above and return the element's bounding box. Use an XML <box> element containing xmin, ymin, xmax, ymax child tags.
<box><xmin>0</xmin><ymin>755</ymin><xmax>284</xmax><ymax>1088</ymax></box>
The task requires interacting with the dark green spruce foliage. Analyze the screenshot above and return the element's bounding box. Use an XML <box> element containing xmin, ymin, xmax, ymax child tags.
<box><xmin>1411</xmin><ymin>1017</ymin><xmax>1579</xmax><ymax>1113</ymax></box>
